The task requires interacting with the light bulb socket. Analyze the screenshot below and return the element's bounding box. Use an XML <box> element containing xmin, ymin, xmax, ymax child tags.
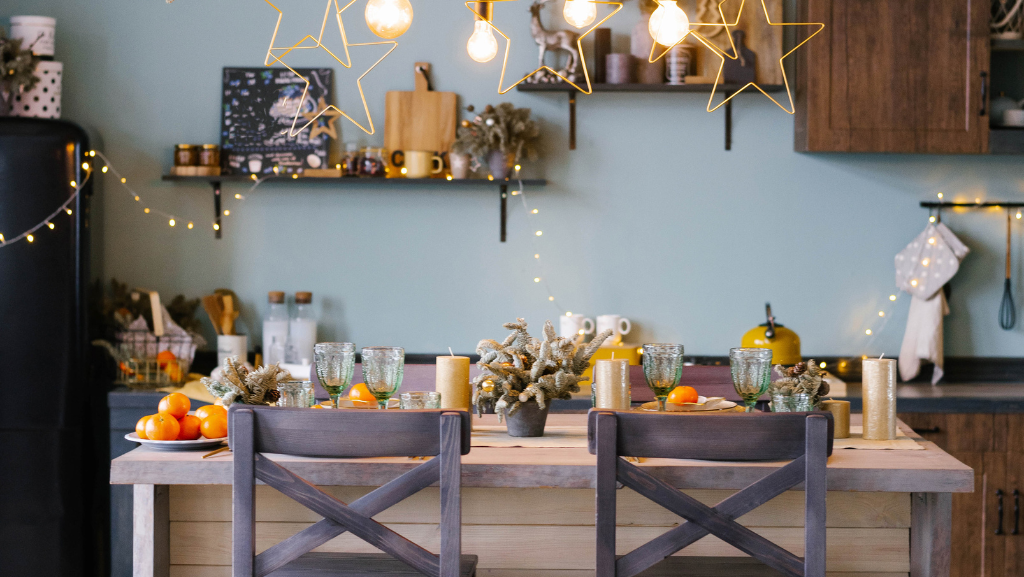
<box><xmin>472</xmin><ymin>1</ymin><xmax>493</xmax><ymax>21</ymax></box>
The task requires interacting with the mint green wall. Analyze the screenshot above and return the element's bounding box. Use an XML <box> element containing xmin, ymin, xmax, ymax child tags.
<box><xmin>7</xmin><ymin>0</ymin><xmax>1024</xmax><ymax>357</ymax></box>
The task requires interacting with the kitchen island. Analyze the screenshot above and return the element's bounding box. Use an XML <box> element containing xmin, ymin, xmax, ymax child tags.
<box><xmin>111</xmin><ymin>413</ymin><xmax>972</xmax><ymax>577</ymax></box>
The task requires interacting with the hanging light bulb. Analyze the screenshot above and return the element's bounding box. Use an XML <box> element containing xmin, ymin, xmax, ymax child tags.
<box><xmin>467</xmin><ymin>20</ymin><xmax>498</xmax><ymax>63</ymax></box>
<box><xmin>648</xmin><ymin>0</ymin><xmax>689</xmax><ymax>47</ymax></box>
<box><xmin>563</xmin><ymin>0</ymin><xmax>596</xmax><ymax>28</ymax></box>
<box><xmin>364</xmin><ymin>0</ymin><xmax>413</xmax><ymax>39</ymax></box>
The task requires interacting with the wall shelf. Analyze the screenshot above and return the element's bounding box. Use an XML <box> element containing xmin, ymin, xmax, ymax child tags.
<box><xmin>161</xmin><ymin>175</ymin><xmax>547</xmax><ymax>242</ymax></box>
<box><xmin>516</xmin><ymin>82</ymin><xmax>787</xmax><ymax>151</ymax></box>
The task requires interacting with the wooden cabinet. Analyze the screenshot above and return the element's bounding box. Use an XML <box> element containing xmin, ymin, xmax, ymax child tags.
<box><xmin>900</xmin><ymin>413</ymin><xmax>1024</xmax><ymax>577</ymax></box>
<box><xmin>795</xmin><ymin>0</ymin><xmax>991</xmax><ymax>153</ymax></box>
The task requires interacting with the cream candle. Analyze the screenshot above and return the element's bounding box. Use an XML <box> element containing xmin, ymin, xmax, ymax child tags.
<box><xmin>594</xmin><ymin>359</ymin><xmax>630</xmax><ymax>410</ymax></box>
<box><xmin>819</xmin><ymin>399</ymin><xmax>851</xmax><ymax>439</ymax></box>
<box><xmin>436</xmin><ymin>356</ymin><xmax>471</xmax><ymax>410</ymax></box>
<box><xmin>862</xmin><ymin>358</ymin><xmax>897</xmax><ymax>440</ymax></box>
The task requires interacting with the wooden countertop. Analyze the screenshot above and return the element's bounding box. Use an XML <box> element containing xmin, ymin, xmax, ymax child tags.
<box><xmin>111</xmin><ymin>413</ymin><xmax>973</xmax><ymax>493</ymax></box>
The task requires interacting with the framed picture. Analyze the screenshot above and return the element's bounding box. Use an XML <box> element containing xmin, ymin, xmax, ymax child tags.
<box><xmin>220</xmin><ymin>67</ymin><xmax>334</xmax><ymax>176</ymax></box>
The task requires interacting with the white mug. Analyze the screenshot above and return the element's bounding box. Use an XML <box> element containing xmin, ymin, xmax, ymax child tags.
<box><xmin>217</xmin><ymin>334</ymin><xmax>248</xmax><ymax>368</ymax></box>
<box><xmin>559</xmin><ymin>315</ymin><xmax>595</xmax><ymax>339</ymax></box>
<box><xmin>1005</xmin><ymin>109</ymin><xmax>1024</xmax><ymax>127</ymax></box>
<box><xmin>596</xmin><ymin>315</ymin><xmax>631</xmax><ymax>346</ymax></box>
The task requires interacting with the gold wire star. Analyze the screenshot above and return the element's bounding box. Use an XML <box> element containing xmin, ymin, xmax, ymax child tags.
<box><xmin>302</xmin><ymin>96</ymin><xmax>342</xmax><ymax>140</ymax></box>
<box><xmin>646</xmin><ymin>0</ymin><xmax>743</xmax><ymax>64</ymax></box>
<box><xmin>466</xmin><ymin>0</ymin><xmax>623</xmax><ymax>95</ymax></box>
<box><xmin>265</xmin><ymin>0</ymin><xmax>397</xmax><ymax>135</ymax></box>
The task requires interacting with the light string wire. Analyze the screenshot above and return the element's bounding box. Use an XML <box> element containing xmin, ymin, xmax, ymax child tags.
<box><xmin>508</xmin><ymin>175</ymin><xmax>565</xmax><ymax>315</ymax></box>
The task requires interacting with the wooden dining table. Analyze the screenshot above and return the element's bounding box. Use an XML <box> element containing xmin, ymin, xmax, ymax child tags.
<box><xmin>111</xmin><ymin>412</ymin><xmax>972</xmax><ymax>577</ymax></box>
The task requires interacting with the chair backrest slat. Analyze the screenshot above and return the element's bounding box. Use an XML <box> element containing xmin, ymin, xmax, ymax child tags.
<box><xmin>587</xmin><ymin>410</ymin><xmax>834</xmax><ymax>461</ymax></box>
<box><xmin>230</xmin><ymin>406</ymin><xmax>472</xmax><ymax>458</ymax></box>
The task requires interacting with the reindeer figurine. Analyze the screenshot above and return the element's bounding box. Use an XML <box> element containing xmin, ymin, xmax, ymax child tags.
<box><xmin>527</xmin><ymin>0</ymin><xmax>580</xmax><ymax>83</ymax></box>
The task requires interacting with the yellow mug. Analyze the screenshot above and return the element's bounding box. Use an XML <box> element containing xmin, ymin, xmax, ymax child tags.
<box><xmin>392</xmin><ymin>150</ymin><xmax>443</xmax><ymax>178</ymax></box>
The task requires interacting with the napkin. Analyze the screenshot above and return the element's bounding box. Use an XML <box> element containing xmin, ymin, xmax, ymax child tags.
<box><xmin>896</xmin><ymin>223</ymin><xmax>969</xmax><ymax>384</ymax></box>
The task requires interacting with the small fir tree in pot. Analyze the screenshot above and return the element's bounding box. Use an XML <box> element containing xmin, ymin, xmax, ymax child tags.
<box><xmin>0</xmin><ymin>30</ymin><xmax>41</xmax><ymax>117</ymax></box>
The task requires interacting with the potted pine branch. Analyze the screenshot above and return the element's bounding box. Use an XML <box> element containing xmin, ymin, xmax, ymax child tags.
<box><xmin>0</xmin><ymin>29</ymin><xmax>40</xmax><ymax>117</ymax></box>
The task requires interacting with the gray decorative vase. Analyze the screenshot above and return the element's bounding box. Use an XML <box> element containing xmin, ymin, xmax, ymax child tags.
<box><xmin>488</xmin><ymin>150</ymin><xmax>512</xmax><ymax>180</ymax></box>
<box><xmin>504</xmin><ymin>400</ymin><xmax>550</xmax><ymax>437</ymax></box>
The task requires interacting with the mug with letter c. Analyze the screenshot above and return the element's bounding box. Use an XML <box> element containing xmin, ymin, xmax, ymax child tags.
<box><xmin>391</xmin><ymin>150</ymin><xmax>443</xmax><ymax>178</ymax></box>
<box><xmin>559</xmin><ymin>315</ymin><xmax>595</xmax><ymax>339</ymax></box>
<box><xmin>596</xmin><ymin>315</ymin><xmax>631</xmax><ymax>346</ymax></box>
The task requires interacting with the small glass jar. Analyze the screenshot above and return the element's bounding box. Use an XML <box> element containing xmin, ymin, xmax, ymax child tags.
<box><xmin>198</xmin><ymin>144</ymin><xmax>220</xmax><ymax>167</ymax></box>
<box><xmin>770</xmin><ymin>393</ymin><xmax>792</xmax><ymax>412</ymax></box>
<box><xmin>791</xmin><ymin>393</ymin><xmax>815</xmax><ymax>412</ymax></box>
<box><xmin>342</xmin><ymin>143</ymin><xmax>361</xmax><ymax>176</ymax></box>
<box><xmin>400</xmin><ymin>391</ymin><xmax>441</xmax><ymax>409</ymax></box>
<box><xmin>174</xmin><ymin>144</ymin><xmax>198</xmax><ymax>166</ymax></box>
<box><xmin>277</xmin><ymin>381</ymin><xmax>310</xmax><ymax>408</ymax></box>
<box><xmin>300</xmin><ymin>380</ymin><xmax>315</xmax><ymax>407</ymax></box>
<box><xmin>359</xmin><ymin>147</ymin><xmax>386</xmax><ymax>178</ymax></box>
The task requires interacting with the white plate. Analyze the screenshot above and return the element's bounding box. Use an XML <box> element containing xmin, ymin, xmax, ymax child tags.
<box><xmin>335</xmin><ymin>398</ymin><xmax>400</xmax><ymax>409</ymax></box>
<box><xmin>639</xmin><ymin>396</ymin><xmax>738</xmax><ymax>412</ymax></box>
<box><xmin>125</xmin><ymin>432</ymin><xmax>227</xmax><ymax>450</ymax></box>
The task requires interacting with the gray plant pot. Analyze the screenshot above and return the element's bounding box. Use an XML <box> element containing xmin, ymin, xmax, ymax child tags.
<box><xmin>488</xmin><ymin>150</ymin><xmax>512</xmax><ymax>180</ymax></box>
<box><xmin>504</xmin><ymin>400</ymin><xmax>550</xmax><ymax>437</ymax></box>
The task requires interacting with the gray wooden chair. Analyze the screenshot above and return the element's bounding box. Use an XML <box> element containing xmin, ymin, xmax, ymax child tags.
<box><xmin>588</xmin><ymin>410</ymin><xmax>834</xmax><ymax>577</ymax></box>
<box><xmin>230</xmin><ymin>405</ymin><xmax>478</xmax><ymax>577</ymax></box>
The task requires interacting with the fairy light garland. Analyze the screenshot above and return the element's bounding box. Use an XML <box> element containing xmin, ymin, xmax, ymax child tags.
<box><xmin>507</xmin><ymin>170</ymin><xmax>566</xmax><ymax>315</ymax></box>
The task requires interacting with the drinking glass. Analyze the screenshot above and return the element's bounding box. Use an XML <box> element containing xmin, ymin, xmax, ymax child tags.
<box><xmin>642</xmin><ymin>344</ymin><xmax>684</xmax><ymax>411</ymax></box>
<box><xmin>729</xmin><ymin>348</ymin><xmax>774</xmax><ymax>412</ymax></box>
<box><xmin>400</xmin><ymin>391</ymin><xmax>441</xmax><ymax>409</ymax></box>
<box><xmin>361</xmin><ymin>347</ymin><xmax>404</xmax><ymax>409</ymax></box>
<box><xmin>314</xmin><ymin>342</ymin><xmax>356</xmax><ymax>408</ymax></box>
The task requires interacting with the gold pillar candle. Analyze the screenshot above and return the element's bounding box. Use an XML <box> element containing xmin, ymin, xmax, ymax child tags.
<box><xmin>436</xmin><ymin>356</ymin><xmax>471</xmax><ymax>410</ymax></box>
<box><xmin>594</xmin><ymin>359</ymin><xmax>630</xmax><ymax>410</ymax></box>
<box><xmin>819</xmin><ymin>399</ymin><xmax>851</xmax><ymax>439</ymax></box>
<box><xmin>861</xmin><ymin>358</ymin><xmax>897</xmax><ymax>440</ymax></box>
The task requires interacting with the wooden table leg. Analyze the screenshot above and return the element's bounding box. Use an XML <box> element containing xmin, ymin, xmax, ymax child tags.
<box><xmin>134</xmin><ymin>484</ymin><xmax>170</xmax><ymax>577</ymax></box>
<box><xmin>911</xmin><ymin>492</ymin><xmax>952</xmax><ymax>577</ymax></box>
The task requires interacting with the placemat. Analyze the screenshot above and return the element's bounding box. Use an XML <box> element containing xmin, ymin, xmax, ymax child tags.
<box><xmin>471</xmin><ymin>425</ymin><xmax>590</xmax><ymax>448</ymax></box>
<box><xmin>833</xmin><ymin>426</ymin><xmax>924</xmax><ymax>451</ymax></box>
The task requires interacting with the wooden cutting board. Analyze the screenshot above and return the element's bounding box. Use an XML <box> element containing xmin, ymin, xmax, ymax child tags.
<box><xmin>384</xmin><ymin>62</ymin><xmax>457</xmax><ymax>154</ymax></box>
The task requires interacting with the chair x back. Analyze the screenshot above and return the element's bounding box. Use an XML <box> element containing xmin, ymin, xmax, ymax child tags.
<box><xmin>588</xmin><ymin>410</ymin><xmax>834</xmax><ymax>577</ymax></box>
<box><xmin>230</xmin><ymin>405</ymin><xmax>475</xmax><ymax>577</ymax></box>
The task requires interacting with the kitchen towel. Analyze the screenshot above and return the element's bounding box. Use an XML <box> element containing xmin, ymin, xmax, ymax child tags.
<box><xmin>896</xmin><ymin>222</ymin><xmax>969</xmax><ymax>384</ymax></box>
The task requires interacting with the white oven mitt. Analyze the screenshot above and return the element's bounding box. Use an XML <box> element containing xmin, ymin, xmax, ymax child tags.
<box><xmin>896</xmin><ymin>223</ymin><xmax>969</xmax><ymax>383</ymax></box>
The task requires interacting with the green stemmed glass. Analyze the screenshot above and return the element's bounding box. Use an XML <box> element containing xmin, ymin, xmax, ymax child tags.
<box><xmin>729</xmin><ymin>348</ymin><xmax>774</xmax><ymax>412</ymax></box>
<box><xmin>361</xmin><ymin>347</ymin><xmax>404</xmax><ymax>409</ymax></box>
<box><xmin>642</xmin><ymin>344</ymin><xmax>684</xmax><ymax>411</ymax></box>
<box><xmin>314</xmin><ymin>343</ymin><xmax>355</xmax><ymax>408</ymax></box>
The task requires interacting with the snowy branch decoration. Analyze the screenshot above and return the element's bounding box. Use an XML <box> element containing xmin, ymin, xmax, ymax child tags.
<box><xmin>769</xmin><ymin>360</ymin><xmax>830</xmax><ymax>407</ymax></box>
<box><xmin>201</xmin><ymin>356</ymin><xmax>292</xmax><ymax>406</ymax></box>
<box><xmin>473</xmin><ymin>317</ymin><xmax>612</xmax><ymax>420</ymax></box>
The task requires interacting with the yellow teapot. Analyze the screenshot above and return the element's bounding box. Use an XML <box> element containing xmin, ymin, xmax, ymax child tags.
<box><xmin>741</xmin><ymin>303</ymin><xmax>801</xmax><ymax>365</ymax></box>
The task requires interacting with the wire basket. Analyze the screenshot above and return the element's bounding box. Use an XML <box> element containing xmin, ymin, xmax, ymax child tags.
<box><xmin>113</xmin><ymin>330</ymin><xmax>194</xmax><ymax>388</ymax></box>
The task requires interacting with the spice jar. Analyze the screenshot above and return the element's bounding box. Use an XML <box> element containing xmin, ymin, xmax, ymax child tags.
<box><xmin>359</xmin><ymin>147</ymin><xmax>386</xmax><ymax>177</ymax></box>
<box><xmin>198</xmin><ymin>144</ymin><xmax>220</xmax><ymax>167</ymax></box>
<box><xmin>342</xmin><ymin>143</ymin><xmax>360</xmax><ymax>177</ymax></box>
<box><xmin>174</xmin><ymin>144</ymin><xmax>198</xmax><ymax>166</ymax></box>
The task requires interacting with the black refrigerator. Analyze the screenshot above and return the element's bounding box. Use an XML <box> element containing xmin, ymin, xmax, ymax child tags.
<box><xmin>0</xmin><ymin>117</ymin><xmax>99</xmax><ymax>576</ymax></box>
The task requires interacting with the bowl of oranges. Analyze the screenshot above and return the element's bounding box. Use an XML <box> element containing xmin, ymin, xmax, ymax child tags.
<box><xmin>125</xmin><ymin>392</ymin><xmax>229</xmax><ymax>450</ymax></box>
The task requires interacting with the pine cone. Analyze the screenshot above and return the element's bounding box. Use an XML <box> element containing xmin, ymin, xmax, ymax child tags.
<box><xmin>264</xmin><ymin>389</ymin><xmax>280</xmax><ymax>405</ymax></box>
<box><xmin>787</xmin><ymin>362</ymin><xmax>808</xmax><ymax>377</ymax></box>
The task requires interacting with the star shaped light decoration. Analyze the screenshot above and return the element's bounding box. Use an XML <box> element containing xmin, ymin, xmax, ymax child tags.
<box><xmin>264</xmin><ymin>0</ymin><xmax>397</xmax><ymax>135</ymax></box>
<box><xmin>466</xmin><ymin>0</ymin><xmax>623</xmax><ymax>95</ymax></box>
<box><xmin>645</xmin><ymin>0</ymin><xmax>744</xmax><ymax>64</ymax></box>
<box><xmin>302</xmin><ymin>96</ymin><xmax>342</xmax><ymax>140</ymax></box>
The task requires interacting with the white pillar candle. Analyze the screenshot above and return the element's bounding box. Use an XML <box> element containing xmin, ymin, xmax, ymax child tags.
<box><xmin>436</xmin><ymin>356</ymin><xmax>471</xmax><ymax>410</ymax></box>
<box><xmin>594</xmin><ymin>359</ymin><xmax>630</xmax><ymax>410</ymax></box>
<box><xmin>862</xmin><ymin>358</ymin><xmax>897</xmax><ymax>440</ymax></box>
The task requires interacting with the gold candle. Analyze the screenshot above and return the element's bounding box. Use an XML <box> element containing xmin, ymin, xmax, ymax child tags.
<box><xmin>436</xmin><ymin>356</ymin><xmax>471</xmax><ymax>410</ymax></box>
<box><xmin>861</xmin><ymin>358</ymin><xmax>897</xmax><ymax>440</ymax></box>
<box><xmin>594</xmin><ymin>359</ymin><xmax>630</xmax><ymax>410</ymax></box>
<box><xmin>819</xmin><ymin>399</ymin><xmax>851</xmax><ymax>439</ymax></box>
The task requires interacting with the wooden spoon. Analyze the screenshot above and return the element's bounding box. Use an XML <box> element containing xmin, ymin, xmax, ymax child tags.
<box><xmin>202</xmin><ymin>295</ymin><xmax>223</xmax><ymax>335</ymax></box>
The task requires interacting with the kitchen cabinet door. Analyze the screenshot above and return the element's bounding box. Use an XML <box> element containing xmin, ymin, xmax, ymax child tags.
<box><xmin>985</xmin><ymin>452</ymin><xmax>1008</xmax><ymax>577</ymax></box>
<box><xmin>795</xmin><ymin>0</ymin><xmax>990</xmax><ymax>153</ymax></box>
<box><xmin>1004</xmin><ymin>452</ymin><xmax>1024</xmax><ymax>576</ymax></box>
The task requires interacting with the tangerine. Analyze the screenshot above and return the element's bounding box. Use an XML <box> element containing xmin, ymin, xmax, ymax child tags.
<box><xmin>200</xmin><ymin>414</ymin><xmax>228</xmax><ymax>439</ymax></box>
<box><xmin>195</xmin><ymin>404</ymin><xmax>227</xmax><ymax>421</ymax></box>
<box><xmin>347</xmin><ymin>382</ymin><xmax>375</xmax><ymax>407</ymax></box>
<box><xmin>177</xmin><ymin>415</ymin><xmax>202</xmax><ymax>440</ymax></box>
<box><xmin>667</xmin><ymin>386</ymin><xmax>699</xmax><ymax>405</ymax></box>
<box><xmin>135</xmin><ymin>415</ymin><xmax>153</xmax><ymax>439</ymax></box>
<box><xmin>156</xmin><ymin>349</ymin><xmax>177</xmax><ymax>369</ymax></box>
<box><xmin>146</xmin><ymin>412</ymin><xmax>181</xmax><ymax>441</ymax></box>
<box><xmin>158</xmin><ymin>392</ymin><xmax>190</xmax><ymax>419</ymax></box>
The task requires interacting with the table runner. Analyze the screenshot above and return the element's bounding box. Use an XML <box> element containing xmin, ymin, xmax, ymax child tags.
<box><xmin>833</xmin><ymin>426</ymin><xmax>924</xmax><ymax>450</ymax></box>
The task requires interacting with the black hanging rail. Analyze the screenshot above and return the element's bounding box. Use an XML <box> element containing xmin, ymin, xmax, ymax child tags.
<box><xmin>921</xmin><ymin>202</ymin><xmax>1024</xmax><ymax>208</ymax></box>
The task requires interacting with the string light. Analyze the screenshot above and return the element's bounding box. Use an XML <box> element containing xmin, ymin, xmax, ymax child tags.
<box><xmin>223</xmin><ymin>209</ymin><xmax>230</xmax><ymax>216</ymax></box>
<box><xmin>26</xmin><ymin>234</ymin><xmax>34</xmax><ymax>243</ymax></box>
<box><xmin>819</xmin><ymin>361</ymin><xmax>826</xmax><ymax>368</ymax></box>
<box><xmin>937</xmin><ymin>192</ymin><xmax>943</xmax><ymax>199</ymax></box>
<box><xmin>69</xmin><ymin>180</ymin><xmax>76</xmax><ymax>187</ymax></box>
<box><xmin>1017</xmin><ymin>210</ymin><xmax>1022</xmax><ymax>220</ymax></box>
<box><xmin>65</xmin><ymin>208</ymin><xmax>72</xmax><ymax>215</ymax></box>
<box><xmin>889</xmin><ymin>295</ymin><xmax>897</xmax><ymax>301</ymax></box>
<box><xmin>0</xmin><ymin>234</ymin><xmax>5</xmax><ymax>243</ymax></box>
<box><xmin>81</xmin><ymin>162</ymin><xmax>89</xmax><ymax>170</ymax></box>
<box><xmin>548</xmin><ymin>296</ymin><xmax>554</xmax><ymax>301</ymax></box>
<box><xmin>121</xmin><ymin>178</ymin><xmax>126</xmax><ymax>183</ymax></box>
<box><xmin>235</xmin><ymin>193</ymin><xmax>242</xmax><ymax>199</ymax></box>
<box><xmin>865</xmin><ymin>329</ymin><xmax>872</xmax><ymax>335</ymax></box>
<box><xmin>213</xmin><ymin>223</ymin><xmax>220</xmax><ymax>231</ymax></box>
<box><xmin>531</xmin><ymin>208</ymin><xmax>538</xmax><ymax>214</ymax></box>
<box><xmin>534</xmin><ymin>277</ymin><xmax>541</xmax><ymax>282</ymax></box>
<box><xmin>878</xmin><ymin>311</ymin><xmax>885</xmax><ymax>317</ymax></box>
<box><xmin>187</xmin><ymin>222</ymin><xmax>194</xmax><ymax>229</ymax></box>
<box><xmin>534</xmin><ymin>253</ymin><xmax>539</xmax><ymax>258</ymax></box>
<box><xmin>101</xmin><ymin>166</ymin><xmax>108</xmax><ymax>173</ymax></box>
<box><xmin>134</xmin><ymin>195</ymin><xmax>140</xmax><ymax>201</ymax></box>
<box><xmin>46</xmin><ymin>222</ymin><xmax>54</xmax><ymax>229</ymax></box>
<box><xmin>446</xmin><ymin>175</ymin><xmax>453</xmax><ymax>181</ymax></box>
<box><xmin>169</xmin><ymin>219</ymin><xmax>176</xmax><ymax>227</ymax></box>
<box><xmin>535</xmin><ymin>231</ymin><xmax>542</xmax><ymax>236</ymax></box>
<box><xmin>144</xmin><ymin>208</ymin><xmax>150</xmax><ymax>214</ymax></box>
<box><xmin>565</xmin><ymin>311</ymin><xmax>572</xmax><ymax>316</ymax></box>
<box><xmin>929</xmin><ymin>215</ymin><xmax>936</xmax><ymax>223</ymax></box>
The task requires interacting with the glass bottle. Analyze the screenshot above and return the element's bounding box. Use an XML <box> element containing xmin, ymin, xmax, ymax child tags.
<box><xmin>287</xmin><ymin>291</ymin><xmax>317</xmax><ymax>365</ymax></box>
<box><xmin>342</xmin><ymin>143</ymin><xmax>360</xmax><ymax>176</ymax></box>
<box><xmin>262</xmin><ymin>291</ymin><xmax>289</xmax><ymax>366</ymax></box>
<box><xmin>359</xmin><ymin>147</ymin><xmax>386</xmax><ymax>177</ymax></box>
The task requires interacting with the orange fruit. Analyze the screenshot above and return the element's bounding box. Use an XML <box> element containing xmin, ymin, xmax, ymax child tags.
<box><xmin>311</xmin><ymin>404</ymin><xmax>324</xmax><ymax>409</ymax></box>
<box><xmin>667</xmin><ymin>386</ymin><xmax>699</xmax><ymax>405</ymax></box>
<box><xmin>158</xmin><ymin>392</ymin><xmax>190</xmax><ymax>419</ymax></box>
<box><xmin>177</xmin><ymin>415</ymin><xmax>202</xmax><ymax>440</ymax></box>
<box><xmin>135</xmin><ymin>415</ymin><xmax>153</xmax><ymax>439</ymax></box>
<box><xmin>164</xmin><ymin>362</ymin><xmax>183</xmax><ymax>383</ymax></box>
<box><xmin>156</xmin><ymin>349</ymin><xmax>177</xmax><ymax>369</ymax></box>
<box><xmin>146</xmin><ymin>412</ymin><xmax>181</xmax><ymax>441</ymax></box>
<box><xmin>195</xmin><ymin>404</ymin><xmax>227</xmax><ymax>421</ymax></box>
<box><xmin>200</xmin><ymin>414</ymin><xmax>228</xmax><ymax>439</ymax></box>
<box><xmin>347</xmin><ymin>382</ymin><xmax>375</xmax><ymax>407</ymax></box>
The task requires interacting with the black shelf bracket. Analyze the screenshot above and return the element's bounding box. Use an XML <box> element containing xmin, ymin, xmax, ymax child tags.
<box><xmin>725</xmin><ymin>98</ymin><xmax>733</xmax><ymax>150</ymax></box>
<box><xmin>569</xmin><ymin>93</ymin><xmax>577</xmax><ymax>150</ymax></box>
<box><xmin>500</xmin><ymin>184</ymin><xmax>508</xmax><ymax>242</ymax></box>
<box><xmin>212</xmin><ymin>181</ymin><xmax>222</xmax><ymax>239</ymax></box>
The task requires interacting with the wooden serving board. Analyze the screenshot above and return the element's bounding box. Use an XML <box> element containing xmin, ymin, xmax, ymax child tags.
<box><xmin>384</xmin><ymin>62</ymin><xmax>457</xmax><ymax>154</ymax></box>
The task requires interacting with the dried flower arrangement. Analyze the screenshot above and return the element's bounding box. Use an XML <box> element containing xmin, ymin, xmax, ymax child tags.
<box><xmin>201</xmin><ymin>356</ymin><xmax>292</xmax><ymax>406</ymax></box>
<box><xmin>453</xmin><ymin>103</ymin><xmax>540</xmax><ymax>161</ymax></box>
<box><xmin>769</xmin><ymin>361</ymin><xmax>830</xmax><ymax>407</ymax></box>
<box><xmin>0</xmin><ymin>29</ymin><xmax>40</xmax><ymax>117</ymax></box>
<box><xmin>473</xmin><ymin>318</ymin><xmax>612</xmax><ymax>420</ymax></box>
